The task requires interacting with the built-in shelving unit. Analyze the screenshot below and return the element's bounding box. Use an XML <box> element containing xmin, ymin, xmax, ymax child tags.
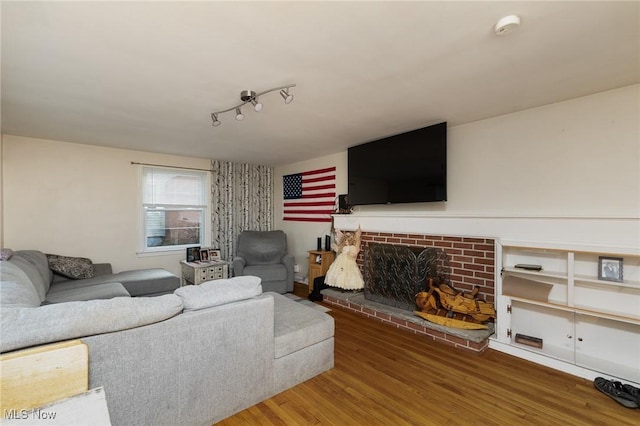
<box><xmin>491</xmin><ymin>241</ymin><xmax>640</xmax><ymax>385</ymax></box>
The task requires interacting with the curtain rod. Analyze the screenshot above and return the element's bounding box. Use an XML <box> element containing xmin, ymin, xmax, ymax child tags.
<box><xmin>130</xmin><ymin>161</ymin><xmax>211</xmax><ymax>172</ymax></box>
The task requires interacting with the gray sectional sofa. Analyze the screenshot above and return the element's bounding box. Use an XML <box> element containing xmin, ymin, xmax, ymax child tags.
<box><xmin>0</xmin><ymin>250</ymin><xmax>335</xmax><ymax>425</ymax></box>
<box><xmin>6</xmin><ymin>250</ymin><xmax>181</xmax><ymax>304</ymax></box>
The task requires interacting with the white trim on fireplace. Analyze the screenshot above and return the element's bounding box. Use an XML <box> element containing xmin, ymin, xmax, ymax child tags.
<box><xmin>333</xmin><ymin>214</ymin><xmax>640</xmax><ymax>255</ymax></box>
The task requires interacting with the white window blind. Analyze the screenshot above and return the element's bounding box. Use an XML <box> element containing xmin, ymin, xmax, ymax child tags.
<box><xmin>140</xmin><ymin>166</ymin><xmax>209</xmax><ymax>252</ymax></box>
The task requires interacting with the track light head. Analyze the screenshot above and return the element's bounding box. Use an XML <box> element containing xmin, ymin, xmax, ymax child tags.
<box><xmin>235</xmin><ymin>108</ymin><xmax>244</xmax><ymax>121</ymax></box>
<box><xmin>251</xmin><ymin>99</ymin><xmax>263</xmax><ymax>112</ymax></box>
<box><xmin>211</xmin><ymin>113</ymin><xmax>221</xmax><ymax>127</ymax></box>
<box><xmin>280</xmin><ymin>89</ymin><xmax>294</xmax><ymax>104</ymax></box>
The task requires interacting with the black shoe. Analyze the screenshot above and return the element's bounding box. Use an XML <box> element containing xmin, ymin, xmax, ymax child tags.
<box><xmin>308</xmin><ymin>292</ymin><xmax>323</xmax><ymax>302</ymax></box>
<box><xmin>594</xmin><ymin>377</ymin><xmax>639</xmax><ymax>409</ymax></box>
<box><xmin>621</xmin><ymin>383</ymin><xmax>640</xmax><ymax>406</ymax></box>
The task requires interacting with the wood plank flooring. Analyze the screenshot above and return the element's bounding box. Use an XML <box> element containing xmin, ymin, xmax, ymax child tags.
<box><xmin>217</xmin><ymin>287</ymin><xmax>639</xmax><ymax>425</ymax></box>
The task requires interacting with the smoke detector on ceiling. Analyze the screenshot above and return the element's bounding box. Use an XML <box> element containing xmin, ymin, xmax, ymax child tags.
<box><xmin>494</xmin><ymin>15</ymin><xmax>521</xmax><ymax>35</ymax></box>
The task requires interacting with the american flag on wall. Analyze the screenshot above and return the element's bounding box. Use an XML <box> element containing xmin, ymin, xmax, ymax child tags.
<box><xmin>283</xmin><ymin>167</ymin><xmax>336</xmax><ymax>222</ymax></box>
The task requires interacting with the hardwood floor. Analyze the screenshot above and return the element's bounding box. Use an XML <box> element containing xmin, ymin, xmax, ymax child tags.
<box><xmin>217</xmin><ymin>287</ymin><xmax>639</xmax><ymax>425</ymax></box>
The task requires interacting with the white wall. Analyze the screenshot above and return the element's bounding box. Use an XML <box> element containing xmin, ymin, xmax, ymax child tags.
<box><xmin>4</xmin><ymin>85</ymin><xmax>638</xmax><ymax>281</ymax></box>
<box><xmin>0</xmin><ymin>135</ymin><xmax>4</xmax><ymax>247</ymax></box>
<box><xmin>278</xmin><ymin>84</ymin><xmax>640</xmax><ymax>272</ymax></box>
<box><xmin>2</xmin><ymin>136</ymin><xmax>211</xmax><ymax>276</ymax></box>
<box><xmin>274</xmin><ymin>151</ymin><xmax>347</xmax><ymax>281</ymax></box>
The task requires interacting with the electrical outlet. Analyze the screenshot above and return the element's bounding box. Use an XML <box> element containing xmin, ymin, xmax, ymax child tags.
<box><xmin>294</xmin><ymin>264</ymin><xmax>300</xmax><ymax>273</ymax></box>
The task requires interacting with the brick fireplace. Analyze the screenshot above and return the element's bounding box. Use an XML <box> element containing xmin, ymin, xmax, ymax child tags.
<box><xmin>321</xmin><ymin>231</ymin><xmax>496</xmax><ymax>353</ymax></box>
<box><xmin>358</xmin><ymin>232</ymin><xmax>495</xmax><ymax>303</ymax></box>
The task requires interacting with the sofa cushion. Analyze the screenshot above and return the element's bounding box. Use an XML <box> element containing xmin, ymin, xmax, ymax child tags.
<box><xmin>0</xmin><ymin>262</ymin><xmax>41</xmax><ymax>308</ymax></box>
<box><xmin>243</xmin><ymin>264</ymin><xmax>286</xmax><ymax>282</ymax></box>
<box><xmin>112</xmin><ymin>269</ymin><xmax>180</xmax><ymax>296</ymax></box>
<box><xmin>0</xmin><ymin>294</ymin><xmax>184</xmax><ymax>353</ymax></box>
<box><xmin>236</xmin><ymin>230</ymin><xmax>288</xmax><ymax>265</ymax></box>
<box><xmin>270</xmin><ymin>292</ymin><xmax>334</xmax><ymax>359</ymax></box>
<box><xmin>46</xmin><ymin>268</ymin><xmax>179</xmax><ymax>297</ymax></box>
<box><xmin>46</xmin><ymin>282</ymin><xmax>131</xmax><ymax>304</ymax></box>
<box><xmin>175</xmin><ymin>275</ymin><xmax>262</xmax><ymax>311</ymax></box>
<box><xmin>8</xmin><ymin>251</ymin><xmax>52</xmax><ymax>302</ymax></box>
<box><xmin>46</xmin><ymin>254</ymin><xmax>95</xmax><ymax>279</ymax></box>
<box><xmin>48</xmin><ymin>274</ymin><xmax>127</xmax><ymax>292</ymax></box>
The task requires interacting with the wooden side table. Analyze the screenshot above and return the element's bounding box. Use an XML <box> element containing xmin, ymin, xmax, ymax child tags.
<box><xmin>180</xmin><ymin>260</ymin><xmax>230</xmax><ymax>286</ymax></box>
<box><xmin>308</xmin><ymin>250</ymin><xmax>335</xmax><ymax>293</ymax></box>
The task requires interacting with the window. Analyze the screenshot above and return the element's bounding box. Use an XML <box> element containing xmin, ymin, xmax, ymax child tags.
<box><xmin>140</xmin><ymin>166</ymin><xmax>209</xmax><ymax>253</ymax></box>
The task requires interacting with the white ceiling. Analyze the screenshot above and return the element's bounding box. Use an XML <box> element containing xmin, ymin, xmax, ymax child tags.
<box><xmin>2</xmin><ymin>1</ymin><xmax>638</xmax><ymax>167</ymax></box>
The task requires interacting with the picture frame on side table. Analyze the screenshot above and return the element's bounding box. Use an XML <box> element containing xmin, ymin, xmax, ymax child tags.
<box><xmin>598</xmin><ymin>256</ymin><xmax>623</xmax><ymax>282</ymax></box>
<box><xmin>209</xmin><ymin>249</ymin><xmax>221</xmax><ymax>261</ymax></box>
<box><xmin>200</xmin><ymin>249</ymin><xmax>210</xmax><ymax>262</ymax></box>
<box><xmin>186</xmin><ymin>247</ymin><xmax>200</xmax><ymax>262</ymax></box>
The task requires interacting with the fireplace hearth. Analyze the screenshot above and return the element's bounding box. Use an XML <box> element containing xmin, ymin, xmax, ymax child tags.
<box><xmin>321</xmin><ymin>288</ymin><xmax>493</xmax><ymax>353</ymax></box>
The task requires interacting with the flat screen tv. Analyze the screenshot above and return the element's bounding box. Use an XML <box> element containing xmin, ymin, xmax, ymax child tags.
<box><xmin>348</xmin><ymin>121</ymin><xmax>447</xmax><ymax>205</ymax></box>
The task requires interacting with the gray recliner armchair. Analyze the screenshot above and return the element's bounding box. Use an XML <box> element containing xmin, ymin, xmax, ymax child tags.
<box><xmin>232</xmin><ymin>230</ymin><xmax>295</xmax><ymax>294</ymax></box>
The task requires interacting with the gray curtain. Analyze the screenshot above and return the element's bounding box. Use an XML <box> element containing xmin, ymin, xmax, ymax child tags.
<box><xmin>211</xmin><ymin>160</ymin><xmax>274</xmax><ymax>263</ymax></box>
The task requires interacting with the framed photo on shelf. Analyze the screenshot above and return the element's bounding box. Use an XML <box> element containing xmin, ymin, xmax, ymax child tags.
<box><xmin>598</xmin><ymin>256</ymin><xmax>623</xmax><ymax>282</ymax></box>
<box><xmin>186</xmin><ymin>246</ymin><xmax>200</xmax><ymax>262</ymax></box>
<box><xmin>209</xmin><ymin>249</ymin><xmax>221</xmax><ymax>261</ymax></box>
<box><xmin>199</xmin><ymin>248</ymin><xmax>210</xmax><ymax>262</ymax></box>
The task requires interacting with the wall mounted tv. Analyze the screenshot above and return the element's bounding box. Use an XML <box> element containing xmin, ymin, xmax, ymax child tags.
<box><xmin>348</xmin><ymin>121</ymin><xmax>447</xmax><ymax>205</ymax></box>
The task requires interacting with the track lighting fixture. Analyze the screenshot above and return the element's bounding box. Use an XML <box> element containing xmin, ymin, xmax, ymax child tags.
<box><xmin>210</xmin><ymin>84</ymin><xmax>295</xmax><ymax>127</ymax></box>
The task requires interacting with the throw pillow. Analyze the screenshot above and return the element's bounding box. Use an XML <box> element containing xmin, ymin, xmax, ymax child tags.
<box><xmin>0</xmin><ymin>248</ymin><xmax>14</xmax><ymax>260</ymax></box>
<box><xmin>46</xmin><ymin>254</ymin><xmax>95</xmax><ymax>279</ymax></box>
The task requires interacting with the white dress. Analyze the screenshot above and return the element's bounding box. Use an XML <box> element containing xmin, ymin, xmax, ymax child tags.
<box><xmin>324</xmin><ymin>244</ymin><xmax>364</xmax><ymax>290</ymax></box>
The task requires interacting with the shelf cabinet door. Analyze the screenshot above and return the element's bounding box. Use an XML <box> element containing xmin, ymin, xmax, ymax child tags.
<box><xmin>494</xmin><ymin>295</ymin><xmax>511</xmax><ymax>343</ymax></box>
<box><xmin>575</xmin><ymin>314</ymin><xmax>640</xmax><ymax>383</ymax></box>
<box><xmin>510</xmin><ymin>301</ymin><xmax>575</xmax><ymax>364</ymax></box>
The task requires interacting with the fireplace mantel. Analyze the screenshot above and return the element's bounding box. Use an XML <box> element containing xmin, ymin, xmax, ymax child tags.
<box><xmin>333</xmin><ymin>213</ymin><xmax>639</xmax><ymax>251</ymax></box>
